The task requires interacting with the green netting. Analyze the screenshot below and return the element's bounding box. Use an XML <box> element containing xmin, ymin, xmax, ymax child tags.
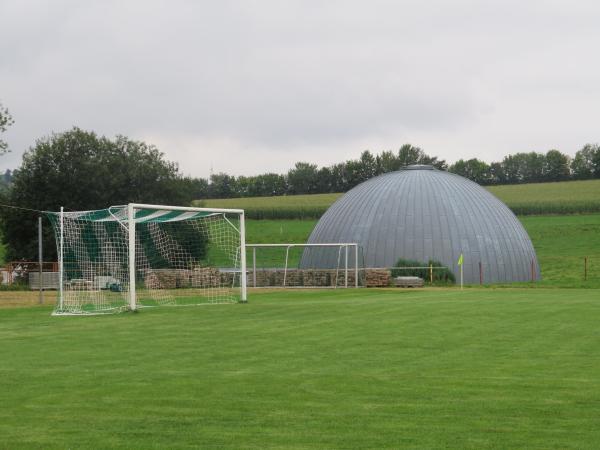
<box><xmin>46</xmin><ymin>205</ymin><xmax>216</xmax><ymax>224</ymax></box>
<box><xmin>46</xmin><ymin>205</ymin><xmax>242</xmax><ymax>315</ymax></box>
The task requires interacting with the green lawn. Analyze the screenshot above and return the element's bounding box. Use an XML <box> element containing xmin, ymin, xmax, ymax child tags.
<box><xmin>520</xmin><ymin>214</ymin><xmax>600</xmax><ymax>287</ymax></box>
<box><xmin>2</xmin><ymin>288</ymin><xmax>600</xmax><ymax>449</ymax></box>
<box><xmin>246</xmin><ymin>219</ymin><xmax>317</xmax><ymax>244</ymax></box>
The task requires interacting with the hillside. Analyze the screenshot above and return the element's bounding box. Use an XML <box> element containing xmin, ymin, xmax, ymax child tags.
<box><xmin>199</xmin><ymin>179</ymin><xmax>600</xmax><ymax>219</ymax></box>
<box><xmin>487</xmin><ymin>179</ymin><xmax>600</xmax><ymax>215</ymax></box>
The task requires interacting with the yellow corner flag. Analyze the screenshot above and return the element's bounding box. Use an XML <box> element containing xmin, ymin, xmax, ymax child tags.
<box><xmin>457</xmin><ymin>253</ymin><xmax>464</xmax><ymax>266</ymax></box>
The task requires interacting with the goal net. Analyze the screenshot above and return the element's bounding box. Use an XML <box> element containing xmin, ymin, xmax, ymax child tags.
<box><xmin>47</xmin><ymin>204</ymin><xmax>247</xmax><ymax>315</ymax></box>
<box><xmin>247</xmin><ymin>243</ymin><xmax>364</xmax><ymax>288</ymax></box>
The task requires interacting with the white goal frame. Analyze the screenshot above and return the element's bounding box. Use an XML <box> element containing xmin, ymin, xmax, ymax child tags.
<box><xmin>246</xmin><ymin>243</ymin><xmax>360</xmax><ymax>288</ymax></box>
<box><xmin>57</xmin><ymin>203</ymin><xmax>247</xmax><ymax>313</ymax></box>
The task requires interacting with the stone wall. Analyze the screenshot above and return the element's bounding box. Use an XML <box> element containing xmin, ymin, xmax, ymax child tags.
<box><xmin>142</xmin><ymin>267</ymin><xmax>392</xmax><ymax>289</ymax></box>
<box><xmin>250</xmin><ymin>268</ymin><xmax>388</xmax><ymax>288</ymax></box>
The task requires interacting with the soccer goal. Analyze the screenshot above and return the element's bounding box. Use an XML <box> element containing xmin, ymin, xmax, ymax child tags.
<box><xmin>247</xmin><ymin>243</ymin><xmax>363</xmax><ymax>288</ymax></box>
<box><xmin>47</xmin><ymin>203</ymin><xmax>247</xmax><ymax>315</ymax></box>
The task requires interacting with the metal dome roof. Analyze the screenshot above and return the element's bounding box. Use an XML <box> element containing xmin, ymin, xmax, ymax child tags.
<box><xmin>301</xmin><ymin>166</ymin><xmax>540</xmax><ymax>284</ymax></box>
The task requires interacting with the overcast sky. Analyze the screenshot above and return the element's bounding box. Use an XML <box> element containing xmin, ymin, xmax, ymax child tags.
<box><xmin>1</xmin><ymin>0</ymin><xmax>599</xmax><ymax>178</ymax></box>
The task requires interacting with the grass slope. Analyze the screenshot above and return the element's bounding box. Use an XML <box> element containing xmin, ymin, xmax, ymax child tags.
<box><xmin>487</xmin><ymin>179</ymin><xmax>600</xmax><ymax>214</ymax></box>
<box><xmin>2</xmin><ymin>288</ymin><xmax>600</xmax><ymax>449</ymax></box>
<box><xmin>520</xmin><ymin>214</ymin><xmax>600</xmax><ymax>286</ymax></box>
<box><xmin>202</xmin><ymin>179</ymin><xmax>600</xmax><ymax>218</ymax></box>
<box><xmin>198</xmin><ymin>193</ymin><xmax>339</xmax><ymax>219</ymax></box>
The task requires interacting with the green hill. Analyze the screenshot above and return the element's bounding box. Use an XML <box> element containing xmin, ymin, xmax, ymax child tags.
<box><xmin>197</xmin><ymin>193</ymin><xmax>340</xmax><ymax>219</ymax></box>
<box><xmin>199</xmin><ymin>179</ymin><xmax>600</xmax><ymax>219</ymax></box>
<box><xmin>487</xmin><ymin>179</ymin><xmax>600</xmax><ymax>215</ymax></box>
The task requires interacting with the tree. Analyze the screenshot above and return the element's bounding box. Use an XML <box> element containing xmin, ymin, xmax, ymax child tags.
<box><xmin>571</xmin><ymin>144</ymin><xmax>600</xmax><ymax>179</ymax></box>
<box><xmin>0</xmin><ymin>102</ymin><xmax>14</xmax><ymax>154</ymax></box>
<box><xmin>178</xmin><ymin>176</ymin><xmax>209</xmax><ymax>200</ymax></box>
<box><xmin>209</xmin><ymin>173</ymin><xmax>238</xmax><ymax>198</ymax></box>
<box><xmin>543</xmin><ymin>150</ymin><xmax>570</xmax><ymax>181</ymax></box>
<box><xmin>397</xmin><ymin>144</ymin><xmax>424</xmax><ymax>167</ymax></box>
<box><xmin>255</xmin><ymin>173</ymin><xmax>287</xmax><ymax>196</ymax></box>
<box><xmin>287</xmin><ymin>162</ymin><xmax>319</xmax><ymax>195</ymax></box>
<box><xmin>375</xmin><ymin>150</ymin><xmax>401</xmax><ymax>174</ymax></box>
<box><xmin>523</xmin><ymin>152</ymin><xmax>545</xmax><ymax>183</ymax></box>
<box><xmin>343</xmin><ymin>159</ymin><xmax>365</xmax><ymax>190</ymax></box>
<box><xmin>329</xmin><ymin>162</ymin><xmax>349</xmax><ymax>192</ymax></box>
<box><xmin>397</xmin><ymin>144</ymin><xmax>447</xmax><ymax>170</ymax></box>
<box><xmin>0</xmin><ymin>169</ymin><xmax>13</xmax><ymax>192</ymax></box>
<box><xmin>235</xmin><ymin>176</ymin><xmax>252</xmax><ymax>197</ymax></box>
<box><xmin>357</xmin><ymin>150</ymin><xmax>377</xmax><ymax>181</ymax></box>
<box><xmin>449</xmin><ymin>158</ymin><xmax>491</xmax><ymax>185</ymax></box>
<box><xmin>315</xmin><ymin>167</ymin><xmax>334</xmax><ymax>193</ymax></box>
<box><xmin>500</xmin><ymin>152</ymin><xmax>545</xmax><ymax>184</ymax></box>
<box><xmin>0</xmin><ymin>127</ymin><xmax>191</xmax><ymax>261</ymax></box>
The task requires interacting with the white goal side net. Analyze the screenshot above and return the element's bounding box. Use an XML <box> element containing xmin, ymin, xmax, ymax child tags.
<box><xmin>47</xmin><ymin>203</ymin><xmax>247</xmax><ymax>315</ymax></box>
<box><xmin>247</xmin><ymin>243</ymin><xmax>364</xmax><ymax>288</ymax></box>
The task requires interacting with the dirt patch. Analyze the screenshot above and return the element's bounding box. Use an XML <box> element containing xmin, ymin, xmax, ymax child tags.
<box><xmin>0</xmin><ymin>290</ymin><xmax>57</xmax><ymax>308</ymax></box>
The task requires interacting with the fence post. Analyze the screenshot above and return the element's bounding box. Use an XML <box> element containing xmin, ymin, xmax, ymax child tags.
<box><xmin>429</xmin><ymin>263</ymin><xmax>433</xmax><ymax>284</ymax></box>
<box><xmin>531</xmin><ymin>259</ymin><xmax>535</xmax><ymax>282</ymax></box>
<box><xmin>252</xmin><ymin>247</ymin><xmax>257</xmax><ymax>288</ymax></box>
<box><xmin>479</xmin><ymin>261</ymin><xmax>483</xmax><ymax>285</ymax></box>
<box><xmin>38</xmin><ymin>216</ymin><xmax>43</xmax><ymax>305</ymax></box>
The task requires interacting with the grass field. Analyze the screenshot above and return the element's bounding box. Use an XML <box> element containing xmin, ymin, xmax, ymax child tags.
<box><xmin>198</xmin><ymin>193</ymin><xmax>338</xmax><ymax>219</ymax></box>
<box><xmin>2</xmin><ymin>288</ymin><xmax>600</xmax><ymax>449</ymax></box>
<box><xmin>201</xmin><ymin>179</ymin><xmax>600</xmax><ymax>218</ymax></box>
<box><xmin>244</xmin><ymin>215</ymin><xmax>600</xmax><ymax>287</ymax></box>
<box><xmin>520</xmin><ymin>214</ymin><xmax>600</xmax><ymax>286</ymax></box>
<box><xmin>487</xmin><ymin>179</ymin><xmax>600</xmax><ymax>215</ymax></box>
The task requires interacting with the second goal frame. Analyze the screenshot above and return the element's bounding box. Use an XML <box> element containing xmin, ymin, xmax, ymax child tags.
<box><xmin>246</xmin><ymin>243</ymin><xmax>360</xmax><ymax>288</ymax></box>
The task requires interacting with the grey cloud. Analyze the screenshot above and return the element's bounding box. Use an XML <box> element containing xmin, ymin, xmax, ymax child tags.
<box><xmin>1</xmin><ymin>0</ymin><xmax>600</xmax><ymax>176</ymax></box>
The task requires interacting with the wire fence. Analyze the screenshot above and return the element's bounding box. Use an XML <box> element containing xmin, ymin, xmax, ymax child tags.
<box><xmin>1</xmin><ymin>256</ymin><xmax>599</xmax><ymax>290</ymax></box>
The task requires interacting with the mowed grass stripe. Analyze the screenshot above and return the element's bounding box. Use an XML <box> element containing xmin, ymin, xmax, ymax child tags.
<box><xmin>1</xmin><ymin>288</ymin><xmax>600</xmax><ymax>449</ymax></box>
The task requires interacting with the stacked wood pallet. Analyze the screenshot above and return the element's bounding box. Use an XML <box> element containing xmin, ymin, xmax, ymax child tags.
<box><xmin>364</xmin><ymin>269</ymin><xmax>391</xmax><ymax>287</ymax></box>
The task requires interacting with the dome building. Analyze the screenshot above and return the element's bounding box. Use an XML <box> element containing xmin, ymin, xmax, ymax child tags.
<box><xmin>301</xmin><ymin>165</ymin><xmax>540</xmax><ymax>284</ymax></box>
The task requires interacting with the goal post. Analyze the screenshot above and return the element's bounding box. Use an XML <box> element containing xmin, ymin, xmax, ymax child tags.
<box><xmin>47</xmin><ymin>203</ymin><xmax>247</xmax><ymax>315</ymax></box>
<box><xmin>247</xmin><ymin>243</ymin><xmax>363</xmax><ymax>288</ymax></box>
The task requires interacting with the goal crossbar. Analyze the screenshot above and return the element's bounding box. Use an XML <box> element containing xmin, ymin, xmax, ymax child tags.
<box><xmin>125</xmin><ymin>204</ymin><xmax>246</xmax><ymax>310</ymax></box>
<box><xmin>51</xmin><ymin>203</ymin><xmax>247</xmax><ymax>315</ymax></box>
<box><xmin>246</xmin><ymin>243</ymin><xmax>360</xmax><ymax>288</ymax></box>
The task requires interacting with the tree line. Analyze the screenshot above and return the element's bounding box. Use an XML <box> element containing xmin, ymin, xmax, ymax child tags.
<box><xmin>0</xmin><ymin>123</ymin><xmax>599</xmax><ymax>260</ymax></box>
<box><xmin>200</xmin><ymin>144</ymin><xmax>600</xmax><ymax>198</ymax></box>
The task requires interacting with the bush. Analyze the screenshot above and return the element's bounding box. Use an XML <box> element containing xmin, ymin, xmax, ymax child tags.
<box><xmin>391</xmin><ymin>258</ymin><xmax>455</xmax><ymax>284</ymax></box>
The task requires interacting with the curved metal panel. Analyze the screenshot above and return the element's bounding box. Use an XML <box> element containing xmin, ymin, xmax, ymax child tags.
<box><xmin>300</xmin><ymin>166</ymin><xmax>540</xmax><ymax>284</ymax></box>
